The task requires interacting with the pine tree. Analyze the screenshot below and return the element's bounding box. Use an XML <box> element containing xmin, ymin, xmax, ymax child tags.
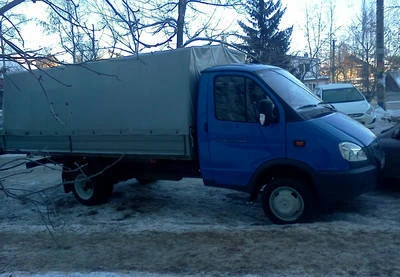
<box><xmin>237</xmin><ymin>0</ymin><xmax>292</xmax><ymax>69</ymax></box>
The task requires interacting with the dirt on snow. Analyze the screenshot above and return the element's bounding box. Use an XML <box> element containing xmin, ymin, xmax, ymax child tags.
<box><xmin>1</xmin><ymin>153</ymin><xmax>400</xmax><ymax>277</ymax></box>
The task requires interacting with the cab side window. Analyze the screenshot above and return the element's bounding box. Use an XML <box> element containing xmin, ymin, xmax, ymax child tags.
<box><xmin>214</xmin><ymin>76</ymin><xmax>246</xmax><ymax>122</ymax></box>
<box><xmin>214</xmin><ymin>76</ymin><xmax>273</xmax><ymax>123</ymax></box>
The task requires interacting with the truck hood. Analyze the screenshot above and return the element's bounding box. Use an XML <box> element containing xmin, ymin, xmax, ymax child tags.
<box><xmin>313</xmin><ymin>112</ymin><xmax>376</xmax><ymax>146</ymax></box>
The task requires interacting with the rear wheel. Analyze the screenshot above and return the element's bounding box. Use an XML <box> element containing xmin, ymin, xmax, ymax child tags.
<box><xmin>72</xmin><ymin>173</ymin><xmax>114</xmax><ymax>205</ymax></box>
<box><xmin>62</xmin><ymin>166</ymin><xmax>114</xmax><ymax>206</ymax></box>
<box><xmin>262</xmin><ymin>177</ymin><xmax>315</xmax><ymax>224</ymax></box>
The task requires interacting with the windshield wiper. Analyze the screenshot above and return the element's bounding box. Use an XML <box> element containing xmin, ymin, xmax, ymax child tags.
<box><xmin>297</xmin><ymin>104</ymin><xmax>318</xmax><ymax>110</ymax></box>
<box><xmin>319</xmin><ymin>102</ymin><xmax>336</xmax><ymax>111</ymax></box>
<box><xmin>297</xmin><ymin>102</ymin><xmax>336</xmax><ymax>111</ymax></box>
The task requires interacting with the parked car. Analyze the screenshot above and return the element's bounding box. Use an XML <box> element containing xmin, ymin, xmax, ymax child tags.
<box><xmin>315</xmin><ymin>83</ymin><xmax>376</xmax><ymax>127</ymax></box>
<box><xmin>377</xmin><ymin>123</ymin><xmax>400</xmax><ymax>182</ymax></box>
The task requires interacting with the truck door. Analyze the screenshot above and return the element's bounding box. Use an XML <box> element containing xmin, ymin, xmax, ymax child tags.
<box><xmin>198</xmin><ymin>73</ymin><xmax>286</xmax><ymax>189</ymax></box>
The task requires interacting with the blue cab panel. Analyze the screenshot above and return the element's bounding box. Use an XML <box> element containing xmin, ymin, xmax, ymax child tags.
<box><xmin>197</xmin><ymin>64</ymin><xmax>380</xmax><ymax>206</ymax></box>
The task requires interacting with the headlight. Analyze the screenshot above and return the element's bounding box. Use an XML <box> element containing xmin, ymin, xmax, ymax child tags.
<box><xmin>339</xmin><ymin>142</ymin><xmax>368</xmax><ymax>162</ymax></box>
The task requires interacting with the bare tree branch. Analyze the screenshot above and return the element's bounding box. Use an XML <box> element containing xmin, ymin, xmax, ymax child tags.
<box><xmin>0</xmin><ymin>0</ymin><xmax>29</xmax><ymax>15</ymax></box>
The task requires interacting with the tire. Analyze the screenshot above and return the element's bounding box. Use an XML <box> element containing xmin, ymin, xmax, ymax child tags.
<box><xmin>62</xmin><ymin>165</ymin><xmax>114</xmax><ymax>206</ymax></box>
<box><xmin>71</xmin><ymin>173</ymin><xmax>114</xmax><ymax>206</ymax></box>
<box><xmin>262</xmin><ymin>177</ymin><xmax>315</xmax><ymax>224</ymax></box>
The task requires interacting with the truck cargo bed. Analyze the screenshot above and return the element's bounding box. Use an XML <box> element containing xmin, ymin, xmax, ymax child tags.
<box><xmin>1</xmin><ymin>133</ymin><xmax>191</xmax><ymax>159</ymax></box>
<box><xmin>1</xmin><ymin>46</ymin><xmax>244</xmax><ymax>159</ymax></box>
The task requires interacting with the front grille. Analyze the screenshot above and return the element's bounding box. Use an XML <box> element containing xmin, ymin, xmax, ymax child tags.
<box><xmin>365</xmin><ymin>140</ymin><xmax>385</xmax><ymax>169</ymax></box>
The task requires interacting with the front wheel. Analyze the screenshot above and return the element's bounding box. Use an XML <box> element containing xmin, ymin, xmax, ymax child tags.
<box><xmin>262</xmin><ymin>177</ymin><xmax>315</xmax><ymax>224</ymax></box>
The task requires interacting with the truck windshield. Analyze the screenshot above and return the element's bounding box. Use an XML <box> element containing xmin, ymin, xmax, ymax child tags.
<box><xmin>257</xmin><ymin>68</ymin><xmax>334</xmax><ymax>119</ymax></box>
<box><xmin>257</xmin><ymin>68</ymin><xmax>320</xmax><ymax>109</ymax></box>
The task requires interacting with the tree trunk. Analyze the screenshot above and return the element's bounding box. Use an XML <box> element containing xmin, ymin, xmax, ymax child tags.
<box><xmin>176</xmin><ymin>0</ymin><xmax>187</xmax><ymax>48</ymax></box>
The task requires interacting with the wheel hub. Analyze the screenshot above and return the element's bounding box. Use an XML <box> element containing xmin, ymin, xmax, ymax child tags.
<box><xmin>74</xmin><ymin>174</ymin><xmax>94</xmax><ymax>200</ymax></box>
<box><xmin>269</xmin><ymin>186</ymin><xmax>304</xmax><ymax>222</ymax></box>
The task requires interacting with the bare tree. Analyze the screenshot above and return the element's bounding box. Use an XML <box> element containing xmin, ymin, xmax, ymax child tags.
<box><xmin>348</xmin><ymin>0</ymin><xmax>375</xmax><ymax>95</ymax></box>
<box><xmin>301</xmin><ymin>3</ymin><xmax>327</xmax><ymax>81</ymax></box>
<box><xmin>168</xmin><ymin>0</ymin><xmax>242</xmax><ymax>48</ymax></box>
<box><xmin>298</xmin><ymin>0</ymin><xmax>338</xmax><ymax>82</ymax></box>
<box><xmin>0</xmin><ymin>10</ymin><xmax>27</xmax><ymax>71</ymax></box>
<box><xmin>0</xmin><ymin>0</ymin><xmax>38</xmax><ymax>73</ymax></box>
<box><xmin>1</xmin><ymin>1</ymin><xmax>77</xmax><ymax>68</ymax></box>
<box><xmin>46</xmin><ymin>0</ymin><xmax>104</xmax><ymax>63</ymax></box>
<box><xmin>88</xmin><ymin>0</ymin><xmax>242</xmax><ymax>55</ymax></box>
<box><xmin>89</xmin><ymin>0</ymin><xmax>153</xmax><ymax>56</ymax></box>
<box><xmin>385</xmin><ymin>1</ymin><xmax>400</xmax><ymax>69</ymax></box>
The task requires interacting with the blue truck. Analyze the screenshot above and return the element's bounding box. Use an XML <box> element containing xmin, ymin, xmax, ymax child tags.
<box><xmin>1</xmin><ymin>46</ymin><xmax>383</xmax><ymax>224</ymax></box>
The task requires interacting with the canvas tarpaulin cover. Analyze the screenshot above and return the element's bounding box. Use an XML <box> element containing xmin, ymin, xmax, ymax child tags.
<box><xmin>2</xmin><ymin>46</ymin><xmax>245</xmax><ymax>158</ymax></box>
<box><xmin>3</xmin><ymin>46</ymin><xmax>245</xmax><ymax>136</ymax></box>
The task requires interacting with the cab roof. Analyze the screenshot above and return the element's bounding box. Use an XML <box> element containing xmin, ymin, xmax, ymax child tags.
<box><xmin>202</xmin><ymin>63</ymin><xmax>280</xmax><ymax>73</ymax></box>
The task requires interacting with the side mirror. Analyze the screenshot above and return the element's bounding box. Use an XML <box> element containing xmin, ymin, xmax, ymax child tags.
<box><xmin>258</xmin><ymin>99</ymin><xmax>276</xmax><ymax>126</ymax></box>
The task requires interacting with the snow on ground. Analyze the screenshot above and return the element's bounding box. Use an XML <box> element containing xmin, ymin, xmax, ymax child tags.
<box><xmin>2</xmin><ymin>162</ymin><xmax>400</xmax><ymax>276</ymax></box>
<box><xmin>0</xmin><ymin>272</ymin><xmax>188</xmax><ymax>277</ymax></box>
<box><xmin>375</xmin><ymin>104</ymin><xmax>400</xmax><ymax>122</ymax></box>
<box><xmin>3</xmin><ymin>270</ymin><xmax>252</xmax><ymax>277</ymax></box>
<box><xmin>369</xmin><ymin>92</ymin><xmax>400</xmax><ymax>134</ymax></box>
<box><xmin>373</xmin><ymin>106</ymin><xmax>397</xmax><ymax>134</ymax></box>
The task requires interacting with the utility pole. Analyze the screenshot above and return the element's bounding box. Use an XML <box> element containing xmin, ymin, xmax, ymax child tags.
<box><xmin>331</xmin><ymin>39</ymin><xmax>336</xmax><ymax>83</ymax></box>
<box><xmin>0</xmin><ymin>20</ymin><xmax>4</xmax><ymax>107</ymax></box>
<box><xmin>376</xmin><ymin>0</ymin><xmax>385</xmax><ymax>109</ymax></box>
<box><xmin>0</xmin><ymin>21</ymin><xmax>4</xmax><ymax>72</ymax></box>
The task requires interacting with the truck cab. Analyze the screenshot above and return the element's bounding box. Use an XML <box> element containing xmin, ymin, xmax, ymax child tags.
<box><xmin>197</xmin><ymin>64</ymin><xmax>383</xmax><ymax>224</ymax></box>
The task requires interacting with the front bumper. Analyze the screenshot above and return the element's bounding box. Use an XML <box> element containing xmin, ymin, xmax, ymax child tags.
<box><xmin>350</xmin><ymin>113</ymin><xmax>376</xmax><ymax>126</ymax></box>
<box><xmin>313</xmin><ymin>164</ymin><xmax>378</xmax><ymax>207</ymax></box>
<box><xmin>313</xmin><ymin>140</ymin><xmax>384</xmax><ymax>207</ymax></box>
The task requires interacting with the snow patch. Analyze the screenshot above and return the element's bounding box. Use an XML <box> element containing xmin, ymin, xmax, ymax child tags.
<box><xmin>0</xmin><ymin>272</ymin><xmax>261</xmax><ymax>277</ymax></box>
